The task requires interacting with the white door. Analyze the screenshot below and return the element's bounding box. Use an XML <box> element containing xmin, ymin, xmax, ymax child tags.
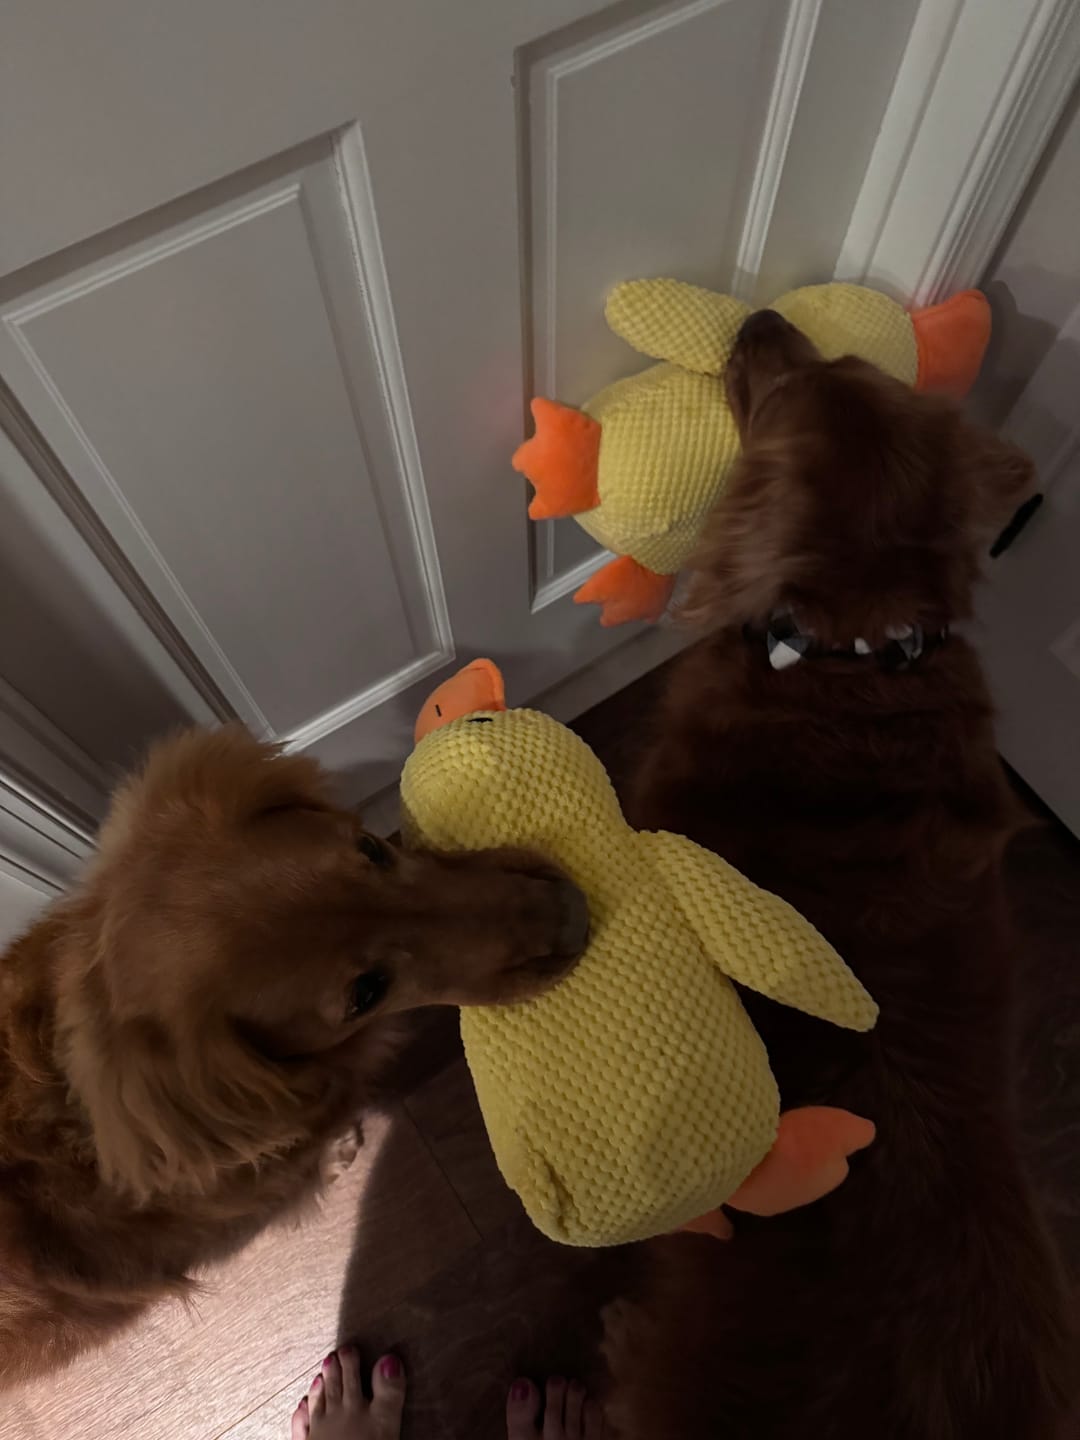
<box><xmin>971</xmin><ymin>110</ymin><xmax>1080</xmax><ymax>837</ymax></box>
<box><xmin>0</xmin><ymin>0</ymin><xmax>921</xmax><ymax>828</ymax></box>
<box><xmin>977</xmin><ymin>438</ymin><xmax>1080</xmax><ymax>838</ymax></box>
<box><xmin>2</xmin><ymin>0</ymin><xmax>1078</xmax><ymax>905</ymax></box>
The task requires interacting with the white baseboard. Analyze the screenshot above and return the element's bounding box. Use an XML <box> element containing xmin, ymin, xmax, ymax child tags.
<box><xmin>534</xmin><ymin>621</ymin><xmax>692</xmax><ymax>724</ymax></box>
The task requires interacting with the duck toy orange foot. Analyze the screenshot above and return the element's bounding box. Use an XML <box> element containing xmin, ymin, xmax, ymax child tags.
<box><xmin>512</xmin><ymin>279</ymin><xmax>991</xmax><ymax>625</ymax></box>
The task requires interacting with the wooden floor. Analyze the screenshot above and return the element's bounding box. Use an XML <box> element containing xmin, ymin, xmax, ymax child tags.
<box><xmin>9</xmin><ymin>658</ymin><xmax>1080</xmax><ymax>1440</ymax></box>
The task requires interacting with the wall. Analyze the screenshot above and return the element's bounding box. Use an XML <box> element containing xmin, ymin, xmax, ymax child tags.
<box><xmin>970</xmin><ymin>82</ymin><xmax>1080</xmax><ymax>432</ymax></box>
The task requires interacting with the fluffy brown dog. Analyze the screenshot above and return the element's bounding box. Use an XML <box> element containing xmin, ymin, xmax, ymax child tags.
<box><xmin>0</xmin><ymin>725</ymin><xmax>588</xmax><ymax>1386</ymax></box>
<box><xmin>606</xmin><ymin>311</ymin><xmax>1077</xmax><ymax>1438</ymax></box>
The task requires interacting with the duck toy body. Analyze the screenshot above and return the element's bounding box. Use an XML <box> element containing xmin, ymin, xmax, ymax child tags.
<box><xmin>513</xmin><ymin>279</ymin><xmax>991</xmax><ymax>625</ymax></box>
<box><xmin>401</xmin><ymin>660</ymin><xmax>879</xmax><ymax>1247</ymax></box>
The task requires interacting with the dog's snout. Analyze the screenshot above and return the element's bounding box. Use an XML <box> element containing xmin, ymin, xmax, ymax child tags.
<box><xmin>737</xmin><ymin>309</ymin><xmax>794</xmax><ymax>345</ymax></box>
<box><xmin>553</xmin><ymin>879</ymin><xmax>590</xmax><ymax>959</ymax></box>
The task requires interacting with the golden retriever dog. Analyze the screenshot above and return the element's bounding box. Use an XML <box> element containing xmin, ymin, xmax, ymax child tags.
<box><xmin>0</xmin><ymin>726</ymin><xmax>588</xmax><ymax>1386</ymax></box>
<box><xmin>605</xmin><ymin>310</ymin><xmax>1077</xmax><ymax>1438</ymax></box>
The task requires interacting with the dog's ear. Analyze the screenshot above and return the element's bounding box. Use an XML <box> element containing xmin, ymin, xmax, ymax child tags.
<box><xmin>59</xmin><ymin>963</ymin><xmax>313</xmax><ymax>1202</ymax></box>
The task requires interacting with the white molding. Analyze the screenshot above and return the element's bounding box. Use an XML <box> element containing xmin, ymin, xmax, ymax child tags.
<box><xmin>5</xmin><ymin>187</ymin><xmax>302</xmax><ymax>326</ymax></box>
<box><xmin>0</xmin><ymin>400</ymin><xmax>227</xmax><ymax>728</ymax></box>
<box><xmin>0</xmin><ymin>678</ymin><xmax>107</xmax><ymax>830</ymax></box>
<box><xmin>0</xmin><ymin>849</ymin><xmax>59</xmax><ymax>899</ymax></box>
<box><xmin>731</xmin><ymin>0</ymin><xmax>824</xmax><ymax>300</ymax></box>
<box><xmin>281</xmin><ymin>648</ymin><xmax>452</xmax><ymax>754</ymax></box>
<box><xmin>3</xmin><ymin>313</ymin><xmax>274</xmax><ymax>738</ymax></box>
<box><xmin>532</xmin><ymin>545</ymin><xmax>612</xmax><ymax>613</ymax></box>
<box><xmin>0</xmin><ymin>768</ymin><xmax>94</xmax><ymax>893</ymax></box>
<box><xmin>333</xmin><ymin>125</ymin><xmax>454</xmax><ymax>663</ymax></box>
<box><xmin>837</xmin><ymin>0</ymin><xmax>1080</xmax><ymax>303</ymax></box>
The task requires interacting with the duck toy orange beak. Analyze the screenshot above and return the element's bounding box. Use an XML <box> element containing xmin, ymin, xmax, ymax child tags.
<box><xmin>413</xmin><ymin>659</ymin><xmax>507</xmax><ymax>742</ymax></box>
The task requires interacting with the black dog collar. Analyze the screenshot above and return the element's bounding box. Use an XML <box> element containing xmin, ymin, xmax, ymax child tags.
<box><xmin>748</xmin><ymin>611</ymin><xmax>949</xmax><ymax>673</ymax></box>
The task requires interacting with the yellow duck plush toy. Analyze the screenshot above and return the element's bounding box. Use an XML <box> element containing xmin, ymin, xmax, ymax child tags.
<box><xmin>401</xmin><ymin>660</ymin><xmax>879</xmax><ymax>1248</ymax></box>
<box><xmin>513</xmin><ymin>279</ymin><xmax>991</xmax><ymax>625</ymax></box>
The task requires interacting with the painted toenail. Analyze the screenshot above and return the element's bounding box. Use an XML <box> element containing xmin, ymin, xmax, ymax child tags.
<box><xmin>323</xmin><ymin>1354</ymin><xmax>335</xmax><ymax>1367</ymax></box>
<box><xmin>380</xmin><ymin>1355</ymin><xmax>401</xmax><ymax>1379</ymax></box>
<box><xmin>312</xmin><ymin>1374</ymin><xmax>323</xmax><ymax>1388</ymax></box>
<box><xmin>511</xmin><ymin>1381</ymin><xmax>530</xmax><ymax>1402</ymax></box>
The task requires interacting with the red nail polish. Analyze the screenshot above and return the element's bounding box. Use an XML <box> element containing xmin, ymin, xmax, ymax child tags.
<box><xmin>311</xmin><ymin>1374</ymin><xmax>323</xmax><ymax>1388</ymax></box>
<box><xmin>380</xmin><ymin>1355</ymin><xmax>401</xmax><ymax>1380</ymax></box>
<box><xmin>511</xmin><ymin>1381</ymin><xmax>530</xmax><ymax>1402</ymax></box>
<box><xmin>323</xmin><ymin>1353</ymin><xmax>336</xmax><ymax>1368</ymax></box>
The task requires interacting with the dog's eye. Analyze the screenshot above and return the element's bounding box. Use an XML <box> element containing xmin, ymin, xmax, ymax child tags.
<box><xmin>356</xmin><ymin>833</ymin><xmax>392</xmax><ymax>868</ymax></box>
<box><xmin>348</xmin><ymin>970</ymin><xmax>389</xmax><ymax>1018</ymax></box>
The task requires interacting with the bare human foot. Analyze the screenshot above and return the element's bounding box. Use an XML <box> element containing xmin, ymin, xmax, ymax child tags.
<box><xmin>506</xmin><ymin>1375</ymin><xmax>606</xmax><ymax>1439</ymax></box>
<box><xmin>291</xmin><ymin>1348</ymin><xmax>405</xmax><ymax>1440</ymax></box>
<box><xmin>290</xmin><ymin>1349</ymin><xmax>603</xmax><ymax>1440</ymax></box>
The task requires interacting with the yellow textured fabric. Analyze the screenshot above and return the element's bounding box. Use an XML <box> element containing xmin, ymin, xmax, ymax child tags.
<box><xmin>773</xmin><ymin>283</ymin><xmax>919</xmax><ymax>384</ymax></box>
<box><xmin>575</xmin><ymin>279</ymin><xmax>918</xmax><ymax>578</ymax></box>
<box><xmin>580</xmin><ymin>365</ymin><xmax>740</xmax><ymax>572</ymax></box>
<box><xmin>605</xmin><ymin>278</ymin><xmax>751</xmax><ymax>374</ymax></box>
<box><xmin>400</xmin><ymin>707</ymin><xmax>878</xmax><ymax>1248</ymax></box>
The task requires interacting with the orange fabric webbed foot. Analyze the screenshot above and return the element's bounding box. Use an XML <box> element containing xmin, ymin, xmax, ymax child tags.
<box><xmin>574</xmin><ymin>556</ymin><xmax>675</xmax><ymax>627</ymax></box>
<box><xmin>910</xmin><ymin>289</ymin><xmax>991</xmax><ymax>398</ymax></box>
<box><xmin>512</xmin><ymin>398</ymin><xmax>601</xmax><ymax>520</ymax></box>
<box><xmin>726</xmin><ymin>1106</ymin><xmax>876</xmax><ymax>1217</ymax></box>
<box><xmin>678</xmin><ymin>1208</ymin><xmax>735</xmax><ymax>1242</ymax></box>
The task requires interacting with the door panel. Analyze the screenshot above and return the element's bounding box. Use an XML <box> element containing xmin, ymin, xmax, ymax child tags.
<box><xmin>2</xmin><ymin>138</ymin><xmax>449</xmax><ymax>745</ymax></box>
<box><xmin>525</xmin><ymin>0</ymin><xmax>788</xmax><ymax>599</ymax></box>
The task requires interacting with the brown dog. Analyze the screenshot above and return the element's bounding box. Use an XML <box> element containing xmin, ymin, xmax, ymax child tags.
<box><xmin>605</xmin><ymin>311</ymin><xmax>1077</xmax><ymax>1438</ymax></box>
<box><xmin>0</xmin><ymin>725</ymin><xmax>588</xmax><ymax>1386</ymax></box>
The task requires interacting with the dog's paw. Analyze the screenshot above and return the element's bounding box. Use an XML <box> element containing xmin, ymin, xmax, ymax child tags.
<box><xmin>321</xmin><ymin>1123</ymin><xmax>363</xmax><ymax>1186</ymax></box>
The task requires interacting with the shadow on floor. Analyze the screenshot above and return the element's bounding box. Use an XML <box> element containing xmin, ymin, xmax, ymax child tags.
<box><xmin>336</xmin><ymin>1064</ymin><xmax>638</xmax><ymax>1440</ymax></box>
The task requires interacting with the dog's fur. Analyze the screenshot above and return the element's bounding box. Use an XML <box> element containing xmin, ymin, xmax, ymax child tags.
<box><xmin>0</xmin><ymin>726</ymin><xmax>586</xmax><ymax>1386</ymax></box>
<box><xmin>605</xmin><ymin>311</ymin><xmax>1077</xmax><ymax>1438</ymax></box>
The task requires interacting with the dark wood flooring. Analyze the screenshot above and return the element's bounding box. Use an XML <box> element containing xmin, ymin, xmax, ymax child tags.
<box><xmin>12</xmin><ymin>655</ymin><xmax>1080</xmax><ymax>1440</ymax></box>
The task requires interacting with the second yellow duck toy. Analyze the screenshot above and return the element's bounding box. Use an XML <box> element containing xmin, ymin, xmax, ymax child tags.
<box><xmin>513</xmin><ymin>279</ymin><xmax>990</xmax><ymax>625</ymax></box>
<box><xmin>401</xmin><ymin>660</ymin><xmax>879</xmax><ymax>1247</ymax></box>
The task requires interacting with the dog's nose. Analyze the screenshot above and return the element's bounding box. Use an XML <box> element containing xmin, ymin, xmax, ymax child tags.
<box><xmin>736</xmin><ymin>308</ymin><xmax>795</xmax><ymax>344</ymax></box>
<box><xmin>553</xmin><ymin>879</ymin><xmax>590</xmax><ymax>959</ymax></box>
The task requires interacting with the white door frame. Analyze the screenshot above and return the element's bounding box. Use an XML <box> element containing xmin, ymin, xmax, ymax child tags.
<box><xmin>838</xmin><ymin>0</ymin><xmax>1080</xmax><ymax>303</ymax></box>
